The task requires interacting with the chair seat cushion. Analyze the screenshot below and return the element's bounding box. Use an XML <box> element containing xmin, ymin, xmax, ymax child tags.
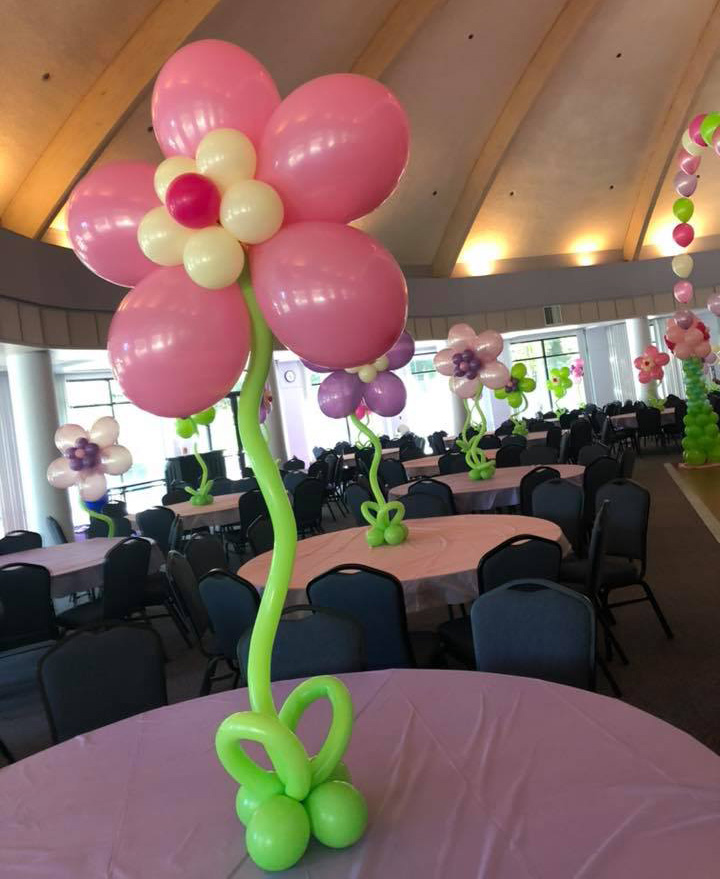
<box><xmin>409</xmin><ymin>631</ymin><xmax>445</xmax><ymax>668</ymax></box>
<box><xmin>437</xmin><ymin>617</ymin><xmax>474</xmax><ymax>667</ymax></box>
<box><xmin>560</xmin><ymin>555</ymin><xmax>639</xmax><ymax>589</ymax></box>
<box><xmin>56</xmin><ymin>600</ymin><xmax>104</xmax><ymax>629</ymax></box>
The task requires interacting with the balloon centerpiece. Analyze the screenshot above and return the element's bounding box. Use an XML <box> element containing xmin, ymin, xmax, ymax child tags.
<box><xmin>174</xmin><ymin>407</ymin><xmax>217</xmax><ymax>505</ymax></box>
<box><xmin>65</xmin><ymin>39</ymin><xmax>409</xmax><ymax>872</ymax></box>
<box><xmin>570</xmin><ymin>357</ymin><xmax>584</xmax><ymax>382</ymax></box>
<box><xmin>494</xmin><ymin>362</ymin><xmax>536</xmax><ymax>436</ymax></box>
<box><xmin>434</xmin><ymin>323</ymin><xmax>510</xmax><ymax>480</ymax></box>
<box><xmin>47</xmin><ymin>417</ymin><xmax>133</xmax><ymax>536</ymax></box>
<box><xmin>310</xmin><ymin>330</ymin><xmax>414</xmax><ymax>547</ymax></box>
<box><xmin>663</xmin><ymin>112</ymin><xmax>720</xmax><ymax>467</ymax></box>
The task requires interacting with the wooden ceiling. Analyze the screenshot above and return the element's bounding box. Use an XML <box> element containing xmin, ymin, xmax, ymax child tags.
<box><xmin>3</xmin><ymin>0</ymin><xmax>720</xmax><ymax>280</ymax></box>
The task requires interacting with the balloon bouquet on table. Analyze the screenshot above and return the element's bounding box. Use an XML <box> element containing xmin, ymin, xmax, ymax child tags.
<box><xmin>308</xmin><ymin>330</ymin><xmax>414</xmax><ymax>546</ymax></box>
<box><xmin>46</xmin><ymin>417</ymin><xmax>133</xmax><ymax>536</ymax></box>
<box><xmin>660</xmin><ymin>112</ymin><xmax>720</xmax><ymax>466</ymax></box>
<box><xmin>64</xmin><ymin>39</ymin><xmax>409</xmax><ymax>872</ymax></box>
<box><xmin>546</xmin><ymin>366</ymin><xmax>572</xmax><ymax>415</ymax></box>
<box><xmin>433</xmin><ymin>323</ymin><xmax>510</xmax><ymax>479</ymax></box>
<box><xmin>174</xmin><ymin>406</ymin><xmax>217</xmax><ymax>505</ymax></box>
<box><xmin>493</xmin><ymin>363</ymin><xmax>536</xmax><ymax>436</ymax></box>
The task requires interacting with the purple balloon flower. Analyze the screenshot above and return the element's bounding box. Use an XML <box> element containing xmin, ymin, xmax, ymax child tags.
<box><xmin>364</xmin><ymin>371</ymin><xmax>406</xmax><ymax>416</ymax></box>
<box><xmin>318</xmin><ymin>371</ymin><xmax>364</xmax><ymax>418</ymax></box>
<box><xmin>385</xmin><ymin>331</ymin><xmax>415</xmax><ymax>370</ymax></box>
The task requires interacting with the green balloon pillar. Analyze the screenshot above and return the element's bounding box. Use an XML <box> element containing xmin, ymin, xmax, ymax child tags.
<box><xmin>214</xmin><ymin>268</ymin><xmax>367</xmax><ymax>873</ymax></box>
<box><xmin>681</xmin><ymin>356</ymin><xmax>720</xmax><ymax>465</ymax></box>
<box><xmin>457</xmin><ymin>391</ymin><xmax>496</xmax><ymax>480</ymax></box>
<box><xmin>349</xmin><ymin>413</ymin><xmax>408</xmax><ymax>546</ymax></box>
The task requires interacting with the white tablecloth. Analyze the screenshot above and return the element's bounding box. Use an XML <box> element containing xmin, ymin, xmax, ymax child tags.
<box><xmin>0</xmin><ymin>538</ymin><xmax>163</xmax><ymax>599</ymax></box>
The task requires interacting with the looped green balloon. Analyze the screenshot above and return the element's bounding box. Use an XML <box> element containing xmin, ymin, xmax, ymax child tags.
<box><xmin>458</xmin><ymin>391</ymin><xmax>496</xmax><ymax>480</ymax></box>
<box><xmin>80</xmin><ymin>500</ymin><xmax>115</xmax><ymax>538</ymax></box>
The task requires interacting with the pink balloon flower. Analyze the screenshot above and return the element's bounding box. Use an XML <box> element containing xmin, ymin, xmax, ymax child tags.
<box><xmin>66</xmin><ymin>39</ymin><xmax>411</xmax><ymax>417</ymax></box>
<box><xmin>433</xmin><ymin>323</ymin><xmax>510</xmax><ymax>398</ymax></box>
<box><xmin>664</xmin><ymin>313</ymin><xmax>712</xmax><ymax>361</ymax></box>
<box><xmin>570</xmin><ymin>356</ymin><xmax>585</xmax><ymax>381</ymax></box>
<box><xmin>46</xmin><ymin>417</ymin><xmax>133</xmax><ymax>501</ymax></box>
<box><xmin>633</xmin><ymin>345</ymin><xmax>670</xmax><ymax>384</ymax></box>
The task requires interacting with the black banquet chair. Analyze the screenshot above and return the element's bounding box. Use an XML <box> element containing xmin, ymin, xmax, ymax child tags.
<box><xmin>345</xmin><ymin>483</ymin><xmax>372</xmax><ymax>527</ymax></box>
<box><xmin>223</xmin><ymin>489</ymin><xmax>268</xmax><ymax>555</ymax></box>
<box><xmin>0</xmin><ymin>530</ymin><xmax>42</xmax><ymax>554</ymax></box>
<box><xmin>292</xmin><ymin>477</ymin><xmax>325</xmax><ymax>537</ymax></box>
<box><xmin>401</xmin><ymin>492</ymin><xmax>450</xmax><ymax>520</ymax></box>
<box><xmin>162</xmin><ymin>489</ymin><xmax>188</xmax><ymax>505</ymax></box>
<box><xmin>471</xmin><ymin>579</ymin><xmax>596</xmax><ymax>690</ymax></box>
<box><xmin>495</xmin><ymin>445</ymin><xmax>523</xmax><ymax>468</ymax></box>
<box><xmin>407</xmin><ymin>477</ymin><xmax>456</xmax><ymax>515</ymax></box>
<box><xmin>283</xmin><ymin>455</ymin><xmax>305</xmax><ymax>472</ymax></box>
<box><xmin>307</xmin><ymin>565</ymin><xmax>442</xmax><ymax>669</ymax></box>
<box><xmin>247</xmin><ymin>515</ymin><xmax>274</xmax><ymax>556</ymax></box>
<box><xmin>46</xmin><ymin>516</ymin><xmax>69</xmax><ymax>545</ymax></box>
<box><xmin>438</xmin><ymin>452</ymin><xmax>469</xmax><ymax>474</ymax></box>
<box><xmin>87</xmin><ymin>516</ymin><xmax>133</xmax><ymax>538</ymax></box>
<box><xmin>531</xmin><ymin>478</ymin><xmax>584</xmax><ymax>555</ymax></box>
<box><xmin>378</xmin><ymin>458</ymin><xmax>408</xmax><ymax>489</ymax></box>
<box><xmin>0</xmin><ymin>563</ymin><xmax>58</xmax><ymax>656</ymax></box>
<box><xmin>38</xmin><ymin>624</ymin><xmax>167</xmax><ymax>743</ymax></box>
<box><xmin>135</xmin><ymin>507</ymin><xmax>176</xmax><ymax>555</ymax></box>
<box><xmin>582</xmin><ymin>456</ymin><xmax>621</xmax><ymax>532</ymax></box>
<box><xmin>519</xmin><ymin>466</ymin><xmax>559</xmax><ymax>516</ymax></box>
<box><xmin>479</xmin><ymin>434</ymin><xmax>502</xmax><ymax>450</ymax></box>
<box><xmin>237</xmin><ymin>604</ymin><xmax>365</xmax><ymax>683</ymax></box>
<box><xmin>577</xmin><ymin>443</ymin><xmax>611</xmax><ymax>466</ymax></box>
<box><xmin>185</xmin><ymin>532</ymin><xmax>228</xmax><ymax>579</ymax></box>
<box><xmin>520</xmin><ymin>446</ymin><xmax>559</xmax><ymax>466</ymax></box>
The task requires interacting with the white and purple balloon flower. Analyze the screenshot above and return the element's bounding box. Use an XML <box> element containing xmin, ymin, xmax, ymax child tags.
<box><xmin>46</xmin><ymin>417</ymin><xmax>133</xmax><ymax>502</ymax></box>
<box><xmin>307</xmin><ymin>331</ymin><xmax>415</xmax><ymax>419</ymax></box>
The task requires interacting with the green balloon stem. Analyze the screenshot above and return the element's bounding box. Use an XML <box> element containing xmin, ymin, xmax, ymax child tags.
<box><xmin>458</xmin><ymin>391</ymin><xmax>495</xmax><ymax>480</ymax></box>
<box><xmin>80</xmin><ymin>499</ymin><xmax>115</xmax><ymax>538</ymax></box>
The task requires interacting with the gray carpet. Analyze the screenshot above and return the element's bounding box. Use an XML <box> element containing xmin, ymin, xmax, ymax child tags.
<box><xmin>2</xmin><ymin>450</ymin><xmax>719</xmax><ymax>763</ymax></box>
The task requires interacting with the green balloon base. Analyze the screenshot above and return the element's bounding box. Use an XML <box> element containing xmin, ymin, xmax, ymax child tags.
<box><xmin>680</xmin><ymin>357</ymin><xmax>720</xmax><ymax>466</ymax></box>
<box><xmin>189</xmin><ymin>494</ymin><xmax>214</xmax><ymax>506</ymax></box>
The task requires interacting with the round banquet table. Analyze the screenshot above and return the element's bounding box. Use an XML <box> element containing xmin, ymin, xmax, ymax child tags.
<box><xmin>2</xmin><ymin>669</ymin><xmax>718</xmax><ymax>879</ymax></box>
<box><xmin>129</xmin><ymin>492</ymin><xmax>244</xmax><ymax>530</ymax></box>
<box><xmin>0</xmin><ymin>537</ymin><xmax>163</xmax><ymax>600</ymax></box>
<box><xmin>610</xmin><ymin>407</ymin><xmax>675</xmax><ymax>428</ymax></box>
<box><xmin>403</xmin><ymin>448</ymin><xmax>498</xmax><ymax>478</ymax></box>
<box><xmin>390</xmin><ymin>464</ymin><xmax>584</xmax><ymax>515</ymax></box>
<box><xmin>239</xmin><ymin>514</ymin><xmax>568</xmax><ymax>610</ymax></box>
<box><xmin>342</xmin><ymin>448</ymin><xmax>399</xmax><ymax>466</ymax></box>
<box><xmin>445</xmin><ymin>431</ymin><xmax>551</xmax><ymax>449</ymax></box>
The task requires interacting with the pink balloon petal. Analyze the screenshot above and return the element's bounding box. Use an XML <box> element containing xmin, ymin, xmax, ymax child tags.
<box><xmin>447</xmin><ymin>323</ymin><xmax>476</xmax><ymax>349</ymax></box>
<box><xmin>474</xmin><ymin>330</ymin><xmax>504</xmax><ymax>362</ymax></box>
<box><xmin>450</xmin><ymin>375</ymin><xmax>481</xmax><ymax>399</ymax></box>
<box><xmin>478</xmin><ymin>362</ymin><xmax>510</xmax><ymax>390</ymax></box>
<box><xmin>433</xmin><ymin>349</ymin><xmax>455</xmax><ymax>376</ymax></box>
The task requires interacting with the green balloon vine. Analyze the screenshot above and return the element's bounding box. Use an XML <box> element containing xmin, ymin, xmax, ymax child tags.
<box><xmin>80</xmin><ymin>499</ymin><xmax>115</xmax><ymax>538</ymax></box>
<box><xmin>681</xmin><ymin>356</ymin><xmax>720</xmax><ymax>465</ymax></box>
<box><xmin>175</xmin><ymin>408</ymin><xmax>217</xmax><ymax>506</ymax></box>
<box><xmin>349</xmin><ymin>413</ymin><xmax>408</xmax><ymax>546</ymax></box>
<box><xmin>456</xmin><ymin>391</ymin><xmax>495</xmax><ymax>480</ymax></box>
<box><xmin>214</xmin><ymin>268</ymin><xmax>367</xmax><ymax>872</ymax></box>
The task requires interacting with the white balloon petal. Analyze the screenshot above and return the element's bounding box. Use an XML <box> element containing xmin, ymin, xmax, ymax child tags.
<box><xmin>100</xmin><ymin>444</ymin><xmax>133</xmax><ymax>475</ymax></box>
<box><xmin>183</xmin><ymin>227</ymin><xmax>245</xmax><ymax>290</ymax></box>
<box><xmin>373</xmin><ymin>355</ymin><xmax>389</xmax><ymax>371</ymax></box>
<box><xmin>196</xmin><ymin>129</ymin><xmax>257</xmax><ymax>192</ymax></box>
<box><xmin>682</xmin><ymin>130</ymin><xmax>704</xmax><ymax>156</ymax></box>
<box><xmin>47</xmin><ymin>457</ymin><xmax>77</xmax><ymax>489</ymax></box>
<box><xmin>672</xmin><ymin>253</ymin><xmax>694</xmax><ymax>279</ymax></box>
<box><xmin>220</xmin><ymin>179</ymin><xmax>284</xmax><ymax>244</ymax></box>
<box><xmin>138</xmin><ymin>206</ymin><xmax>193</xmax><ymax>266</ymax></box>
<box><xmin>54</xmin><ymin>424</ymin><xmax>88</xmax><ymax>453</ymax></box>
<box><xmin>89</xmin><ymin>416</ymin><xmax>120</xmax><ymax>448</ymax></box>
<box><xmin>154</xmin><ymin>156</ymin><xmax>196</xmax><ymax>202</ymax></box>
<box><xmin>79</xmin><ymin>471</ymin><xmax>107</xmax><ymax>502</ymax></box>
<box><xmin>358</xmin><ymin>365</ymin><xmax>377</xmax><ymax>383</ymax></box>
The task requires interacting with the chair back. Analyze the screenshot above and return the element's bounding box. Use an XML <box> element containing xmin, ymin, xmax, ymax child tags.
<box><xmin>619</xmin><ymin>448</ymin><xmax>636</xmax><ymax>478</ymax></box>
<box><xmin>495</xmin><ymin>444</ymin><xmax>523</xmax><ymax>468</ymax></box>
<box><xmin>378</xmin><ymin>458</ymin><xmax>408</xmax><ymax>488</ymax></box>
<box><xmin>582</xmin><ymin>456</ymin><xmax>621</xmax><ymax>527</ymax></box>
<box><xmin>428</xmin><ymin>433</ymin><xmax>446</xmax><ymax>454</ymax></box>
<box><xmin>531</xmin><ymin>478</ymin><xmax>584</xmax><ymax>553</ymax></box>
<box><xmin>87</xmin><ymin>516</ymin><xmax>133</xmax><ymax>539</ymax></box>
<box><xmin>237</xmin><ymin>604</ymin><xmax>364</xmax><ymax>682</ymax></box>
<box><xmin>478</xmin><ymin>535</ymin><xmax>562</xmax><ymax>594</ymax></box>
<box><xmin>234</xmin><ymin>477</ymin><xmax>259</xmax><ymax>492</ymax></box>
<box><xmin>101</xmin><ymin>501</ymin><xmax>128</xmax><ymax>518</ymax></box>
<box><xmin>283</xmin><ymin>471</ymin><xmax>307</xmax><ymax>493</ymax></box>
<box><xmin>38</xmin><ymin>624</ymin><xmax>167</xmax><ymax>743</ymax></box>
<box><xmin>212</xmin><ymin>477</ymin><xmax>236</xmax><ymax>496</ymax></box>
<box><xmin>168</xmin><ymin>515</ymin><xmax>184</xmax><ymax>553</ymax></box>
<box><xmin>247</xmin><ymin>515</ymin><xmax>274</xmax><ymax>556</ymax></box>
<box><xmin>185</xmin><ymin>533</ymin><xmax>227</xmax><ymax>579</ymax></box>
<box><xmin>283</xmin><ymin>456</ymin><xmax>306</xmax><ymax>472</ymax></box>
<box><xmin>307</xmin><ymin>460</ymin><xmax>329</xmax><ymax>484</ymax></box>
<box><xmin>577</xmin><ymin>443</ymin><xmax>611</xmax><ymax>466</ymax></box>
<box><xmin>345</xmin><ymin>483</ymin><xmax>372</xmax><ymax>526</ymax></box>
<box><xmin>471</xmin><ymin>579</ymin><xmax>595</xmax><ymax>689</ymax></box>
<box><xmin>558</xmin><ymin>430</ymin><xmax>571</xmax><ymax>463</ymax></box>
<box><xmin>595</xmin><ymin>479</ymin><xmax>649</xmax><ymax>569</ymax></box>
<box><xmin>292</xmin><ymin>478</ymin><xmax>325</xmax><ymax>530</ymax></box>
<box><xmin>478</xmin><ymin>434</ymin><xmax>502</xmax><ymax>449</ymax></box>
<box><xmin>166</xmin><ymin>550</ymin><xmax>208</xmax><ymax>641</ymax></box>
<box><xmin>135</xmin><ymin>507</ymin><xmax>175</xmax><ymax>555</ymax></box>
<box><xmin>520</xmin><ymin>446</ymin><xmax>559</xmax><ymax>466</ymax></box>
<box><xmin>162</xmin><ymin>489</ymin><xmax>188</xmax><ymax>505</ymax></box>
<box><xmin>312</xmin><ymin>446</ymin><xmax>328</xmax><ymax>460</ymax></box>
<box><xmin>568</xmin><ymin>419</ymin><xmax>593</xmax><ymax>459</ymax></box>
<box><xmin>199</xmin><ymin>570</ymin><xmax>260</xmax><ymax>660</ymax></box>
<box><xmin>438</xmin><ymin>453</ymin><xmax>469</xmax><ymax>474</ymax></box>
<box><xmin>501</xmin><ymin>434</ymin><xmax>527</xmax><ymax>447</ymax></box>
<box><xmin>46</xmin><ymin>516</ymin><xmax>68</xmax><ymax>545</ymax></box>
<box><xmin>238</xmin><ymin>490</ymin><xmax>269</xmax><ymax>540</ymax></box>
<box><xmin>307</xmin><ymin>565</ymin><xmax>413</xmax><ymax>669</ymax></box>
<box><xmin>545</xmin><ymin>425</ymin><xmax>562</xmax><ymax>449</ymax></box>
<box><xmin>519</xmin><ymin>466</ymin><xmax>560</xmax><ymax>516</ymax></box>
<box><xmin>102</xmin><ymin>537</ymin><xmax>152</xmax><ymax>619</ymax></box>
<box><xmin>585</xmin><ymin>500</ymin><xmax>610</xmax><ymax>598</ymax></box>
<box><xmin>0</xmin><ymin>530</ymin><xmax>42</xmax><ymax>554</ymax></box>
<box><xmin>408</xmin><ymin>477</ymin><xmax>456</xmax><ymax>514</ymax></box>
<box><xmin>0</xmin><ymin>563</ymin><xmax>57</xmax><ymax>651</ymax></box>
<box><xmin>401</xmin><ymin>491</ymin><xmax>450</xmax><ymax>520</ymax></box>
<box><xmin>355</xmin><ymin>448</ymin><xmax>374</xmax><ymax>473</ymax></box>
<box><xmin>636</xmin><ymin>407</ymin><xmax>661</xmax><ymax>437</ymax></box>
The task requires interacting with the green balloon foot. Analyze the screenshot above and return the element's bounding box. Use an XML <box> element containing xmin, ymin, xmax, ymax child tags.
<box><xmin>305</xmin><ymin>781</ymin><xmax>368</xmax><ymax>850</ymax></box>
<box><xmin>470</xmin><ymin>463</ymin><xmax>496</xmax><ymax>481</ymax></box>
<box><xmin>365</xmin><ymin>523</ymin><xmax>408</xmax><ymax>546</ymax></box>
<box><xmin>190</xmin><ymin>494</ymin><xmax>214</xmax><ymax>506</ymax></box>
<box><xmin>246</xmin><ymin>795</ymin><xmax>310</xmax><ymax>872</ymax></box>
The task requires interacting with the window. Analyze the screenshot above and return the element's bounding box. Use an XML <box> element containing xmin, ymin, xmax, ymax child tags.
<box><xmin>509</xmin><ymin>335</ymin><xmax>585</xmax><ymax>413</ymax></box>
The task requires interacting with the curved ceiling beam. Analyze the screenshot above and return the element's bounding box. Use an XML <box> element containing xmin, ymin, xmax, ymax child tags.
<box><xmin>623</xmin><ymin>2</ymin><xmax>720</xmax><ymax>262</ymax></box>
<box><xmin>350</xmin><ymin>0</ymin><xmax>448</xmax><ymax>78</ymax></box>
<box><xmin>431</xmin><ymin>0</ymin><xmax>602</xmax><ymax>278</ymax></box>
<box><xmin>1</xmin><ymin>0</ymin><xmax>220</xmax><ymax>239</ymax></box>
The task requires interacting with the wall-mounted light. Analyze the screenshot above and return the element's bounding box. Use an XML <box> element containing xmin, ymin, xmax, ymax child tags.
<box><xmin>569</xmin><ymin>237</ymin><xmax>603</xmax><ymax>266</ymax></box>
<box><xmin>457</xmin><ymin>238</ymin><xmax>506</xmax><ymax>276</ymax></box>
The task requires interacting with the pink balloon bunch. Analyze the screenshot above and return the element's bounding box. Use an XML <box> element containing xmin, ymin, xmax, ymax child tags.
<box><xmin>433</xmin><ymin>323</ymin><xmax>510</xmax><ymax>398</ymax></box>
<box><xmin>664</xmin><ymin>312</ymin><xmax>712</xmax><ymax>360</ymax></box>
<box><xmin>633</xmin><ymin>345</ymin><xmax>670</xmax><ymax>384</ymax></box>
<box><xmin>67</xmin><ymin>39</ymin><xmax>410</xmax><ymax>417</ymax></box>
<box><xmin>570</xmin><ymin>356</ymin><xmax>585</xmax><ymax>382</ymax></box>
<box><xmin>46</xmin><ymin>417</ymin><xmax>132</xmax><ymax>502</ymax></box>
<box><xmin>314</xmin><ymin>331</ymin><xmax>415</xmax><ymax>419</ymax></box>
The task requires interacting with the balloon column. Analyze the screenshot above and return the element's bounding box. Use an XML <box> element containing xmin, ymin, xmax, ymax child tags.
<box><xmin>47</xmin><ymin>417</ymin><xmax>132</xmax><ymax>537</ymax></box>
<box><xmin>310</xmin><ymin>330</ymin><xmax>415</xmax><ymax>546</ymax></box>
<box><xmin>434</xmin><ymin>324</ymin><xmax>510</xmax><ymax>479</ymax></box>
<box><xmin>174</xmin><ymin>407</ymin><xmax>217</xmax><ymax>505</ymax></box>
<box><xmin>661</xmin><ymin>113</ymin><xmax>720</xmax><ymax>465</ymax></box>
<box><xmin>65</xmin><ymin>40</ymin><xmax>409</xmax><ymax>872</ymax></box>
<box><xmin>493</xmin><ymin>363</ymin><xmax>536</xmax><ymax>435</ymax></box>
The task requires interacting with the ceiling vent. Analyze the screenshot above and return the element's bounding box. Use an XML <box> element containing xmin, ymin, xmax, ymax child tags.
<box><xmin>544</xmin><ymin>305</ymin><xmax>563</xmax><ymax>326</ymax></box>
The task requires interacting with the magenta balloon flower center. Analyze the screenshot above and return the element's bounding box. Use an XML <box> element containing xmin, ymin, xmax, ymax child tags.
<box><xmin>165</xmin><ymin>173</ymin><xmax>221</xmax><ymax>229</ymax></box>
<box><xmin>452</xmin><ymin>348</ymin><xmax>481</xmax><ymax>379</ymax></box>
<box><xmin>65</xmin><ymin>438</ymin><xmax>100</xmax><ymax>471</ymax></box>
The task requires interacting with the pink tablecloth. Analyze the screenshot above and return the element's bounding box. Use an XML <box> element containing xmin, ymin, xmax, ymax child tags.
<box><xmin>2</xmin><ymin>669</ymin><xmax>718</xmax><ymax>878</ymax></box>
<box><xmin>342</xmin><ymin>448</ymin><xmax>398</xmax><ymax>465</ymax></box>
<box><xmin>130</xmin><ymin>492</ymin><xmax>244</xmax><ymax>530</ymax></box>
<box><xmin>240</xmin><ymin>514</ymin><xmax>568</xmax><ymax>610</ymax></box>
<box><xmin>0</xmin><ymin>538</ymin><xmax>163</xmax><ymax>599</ymax></box>
<box><xmin>610</xmin><ymin>408</ymin><xmax>675</xmax><ymax>428</ymax></box>
<box><xmin>390</xmin><ymin>464</ymin><xmax>584</xmax><ymax>514</ymax></box>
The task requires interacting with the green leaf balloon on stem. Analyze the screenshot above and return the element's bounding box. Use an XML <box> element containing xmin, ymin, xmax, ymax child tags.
<box><xmin>175</xmin><ymin>407</ymin><xmax>217</xmax><ymax>506</ymax></box>
<box><xmin>434</xmin><ymin>322</ymin><xmax>512</xmax><ymax>479</ymax></box>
